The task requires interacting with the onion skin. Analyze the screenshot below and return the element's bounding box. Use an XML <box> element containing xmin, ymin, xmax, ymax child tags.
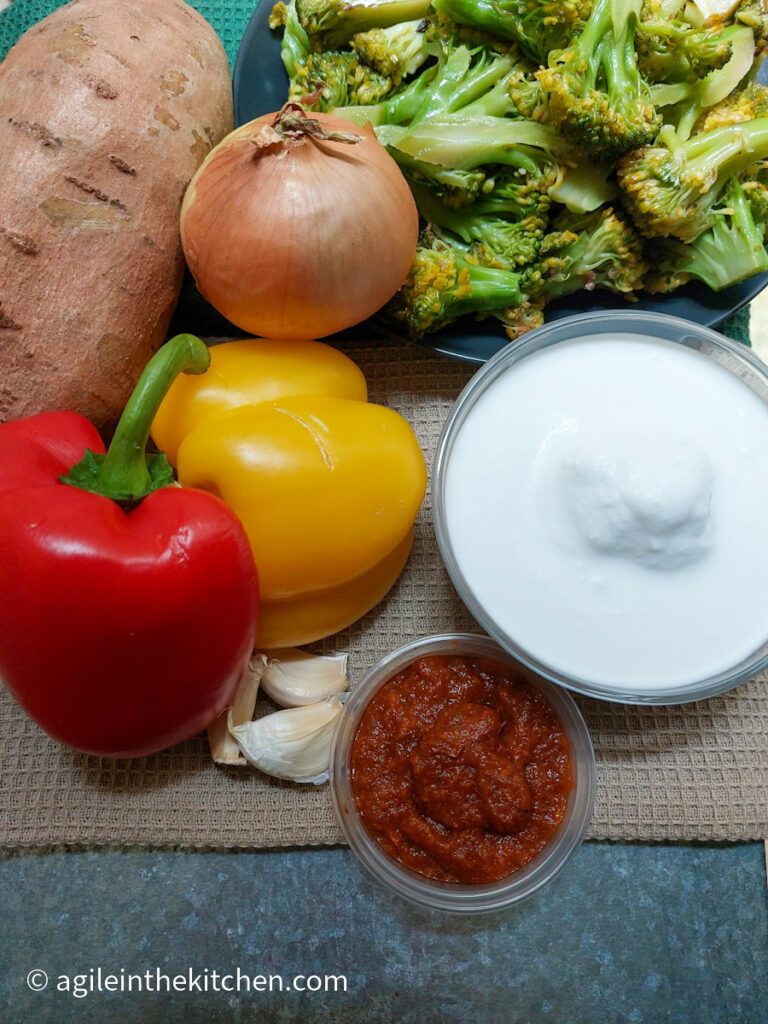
<box><xmin>180</xmin><ymin>107</ymin><xmax>419</xmax><ymax>339</ymax></box>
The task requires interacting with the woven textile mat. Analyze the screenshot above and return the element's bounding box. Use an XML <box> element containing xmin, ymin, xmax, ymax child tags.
<box><xmin>1</xmin><ymin>336</ymin><xmax>766</xmax><ymax>849</ymax></box>
<box><xmin>0</xmin><ymin>0</ymin><xmax>765</xmax><ymax>847</ymax></box>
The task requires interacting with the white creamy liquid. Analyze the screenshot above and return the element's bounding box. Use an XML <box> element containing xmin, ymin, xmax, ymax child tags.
<box><xmin>443</xmin><ymin>334</ymin><xmax>768</xmax><ymax>691</ymax></box>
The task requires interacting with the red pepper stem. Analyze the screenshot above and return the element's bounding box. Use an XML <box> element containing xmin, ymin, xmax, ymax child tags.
<box><xmin>94</xmin><ymin>334</ymin><xmax>210</xmax><ymax>501</ymax></box>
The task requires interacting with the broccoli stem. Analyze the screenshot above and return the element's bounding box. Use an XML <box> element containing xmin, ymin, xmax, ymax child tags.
<box><xmin>377</xmin><ymin>117</ymin><xmax>569</xmax><ymax>171</ymax></box>
<box><xmin>449</xmin><ymin>263</ymin><xmax>522</xmax><ymax>314</ymax></box>
<box><xmin>298</xmin><ymin>0</ymin><xmax>432</xmax><ymax>49</ymax></box>
<box><xmin>686</xmin><ymin>117</ymin><xmax>768</xmax><ymax>184</ymax></box>
<box><xmin>415</xmin><ymin>49</ymin><xmax>516</xmax><ymax>122</ymax></box>
<box><xmin>279</xmin><ymin>1</ymin><xmax>312</xmax><ymax>77</ymax></box>
<box><xmin>332</xmin><ymin>67</ymin><xmax>438</xmax><ymax>126</ymax></box>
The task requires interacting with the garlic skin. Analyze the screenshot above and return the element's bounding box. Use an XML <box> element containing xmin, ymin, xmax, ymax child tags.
<box><xmin>228</xmin><ymin>697</ymin><xmax>343</xmax><ymax>784</ymax></box>
<box><xmin>208</xmin><ymin>655</ymin><xmax>263</xmax><ymax>766</ymax></box>
<box><xmin>260</xmin><ymin>649</ymin><xmax>348</xmax><ymax>707</ymax></box>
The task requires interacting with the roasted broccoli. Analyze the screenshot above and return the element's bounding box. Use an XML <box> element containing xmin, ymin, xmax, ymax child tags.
<box><xmin>536</xmin><ymin>0</ymin><xmax>661</xmax><ymax>160</ymax></box>
<box><xmin>432</xmin><ymin>0</ymin><xmax>590</xmax><ymax>66</ymax></box>
<box><xmin>644</xmin><ymin>175</ymin><xmax>768</xmax><ymax>290</ymax></box>
<box><xmin>389</xmin><ymin>229</ymin><xmax>522</xmax><ymax>335</ymax></box>
<box><xmin>618</xmin><ymin>116</ymin><xmax>768</xmax><ymax>240</ymax></box>
<box><xmin>296</xmin><ymin>0</ymin><xmax>432</xmax><ymax>50</ymax></box>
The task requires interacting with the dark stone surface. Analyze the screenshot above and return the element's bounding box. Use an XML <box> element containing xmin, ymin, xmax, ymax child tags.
<box><xmin>0</xmin><ymin>843</ymin><xmax>766</xmax><ymax>1023</ymax></box>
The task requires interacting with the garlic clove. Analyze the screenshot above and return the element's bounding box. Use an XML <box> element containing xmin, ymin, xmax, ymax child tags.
<box><xmin>228</xmin><ymin>697</ymin><xmax>343</xmax><ymax>784</ymax></box>
<box><xmin>208</xmin><ymin>654</ymin><xmax>263</xmax><ymax>766</ymax></box>
<box><xmin>259</xmin><ymin>648</ymin><xmax>348</xmax><ymax>707</ymax></box>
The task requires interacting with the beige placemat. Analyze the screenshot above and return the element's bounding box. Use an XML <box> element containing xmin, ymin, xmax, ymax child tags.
<box><xmin>1</xmin><ymin>338</ymin><xmax>767</xmax><ymax>848</ymax></box>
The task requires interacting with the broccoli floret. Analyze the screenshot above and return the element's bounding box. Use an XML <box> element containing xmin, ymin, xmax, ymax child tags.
<box><xmin>498</xmin><ymin>301</ymin><xmax>547</xmax><ymax>340</ymax></box>
<box><xmin>342</xmin><ymin>42</ymin><xmax>577</xmax><ymax>211</ymax></box>
<box><xmin>638</xmin><ymin>0</ymin><xmax>686</xmax><ymax>19</ymax></box>
<box><xmin>360</xmin><ymin>43</ymin><xmax>570</xmax><ymax>179</ymax></box>
<box><xmin>507</xmin><ymin>68</ymin><xmax>550</xmax><ymax>120</ymax></box>
<box><xmin>334</xmin><ymin>35</ymin><xmax>530</xmax><ymax>126</ymax></box>
<box><xmin>270</xmin><ymin>1</ymin><xmax>289</xmax><ymax>29</ymax></box>
<box><xmin>644</xmin><ymin>175</ymin><xmax>768</xmax><ymax>290</ymax></box>
<box><xmin>694</xmin><ymin>80</ymin><xmax>768</xmax><ymax>132</ymax></box>
<box><xmin>288</xmin><ymin>50</ymin><xmax>393</xmax><ymax>108</ymax></box>
<box><xmin>742</xmin><ymin>161</ymin><xmax>768</xmax><ymax>233</ymax></box>
<box><xmin>636</xmin><ymin>20</ymin><xmax>734</xmax><ymax>84</ymax></box>
<box><xmin>395</xmin><ymin>154</ymin><xmax>559</xmax><ymax>210</ymax></box>
<box><xmin>331</xmin><ymin>63</ymin><xmax>439</xmax><ymax>125</ymax></box>
<box><xmin>272</xmin><ymin>0</ymin><xmax>313</xmax><ymax>78</ymax></box>
<box><xmin>536</xmin><ymin>0</ymin><xmax>661</xmax><ymax>161</ymax></box>
<box><xmin>478</xmin><ymin>168</ymin><xmax>559</xmax><ymax>214</ymax></box>
<box><xmin>617</xmin><ymin>116</ymin><xmax>768</xmax><ymax>241</ymax></box>
<box><xmin>296</xmin><ymin>0</ymin><xmax>432</xmax><ymax>50</ymax></box>
<box><xmin>389</xmin><ymin>228</ymin><xmax>522</xmax><ymax>335</ymax></box>
<box><xmin>411</xmin><ymin>182</ymin><xmax>550</xmax><ymax>267</ymax></box>
<box><xmin>648</xmin><ymin>25</ymin><xmax>756</xmax><ymax>140</ymax></box>
<box><xmin>380</xmin><ymin>149</ymin><xmax>491</xmax><ymax>205</ymax></box>
<box><xmin>522</xmin><ymin>205</ymin><xmax>647</xmax><ymax>301</ymax></box>
<box><xmin>432</xmin><ymin>0</ymin><xmax>590</xmax><ymax>66</ymax></box>
<box><xmin>350</xmin><ymin>19</ymin><xmax>434</xmax><ymax>83</ymax></box>
<box><xmin>431</xmin><ymin>10</ymin><xmax>520</xmax><ymax>53</ymax></box>
<box><xmin>496</xmin><ymin>206</ymin><xmax>647</xmax><ymax>338</ymax></box>
<box><xmin>735</xmin><ymin>0</ymin><xmax>768</xmax><ymax>54</ymax></box>
<box><xmin>404</xmin><ymin>44</ymin><xmax>518</xmax><ymax>122</ymax></box>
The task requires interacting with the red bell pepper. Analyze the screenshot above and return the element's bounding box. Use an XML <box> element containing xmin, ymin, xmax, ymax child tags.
<box><xmin>0</xmin><ymin>334</ymin><xmax>258</xmax><ymax>758</ymax></box>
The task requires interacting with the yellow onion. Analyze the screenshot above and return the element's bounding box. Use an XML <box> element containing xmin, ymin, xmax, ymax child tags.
<box><xmin>180</xmin><ymin>103</ymin><xmax>419</xmax><ymax>339</ymax></box>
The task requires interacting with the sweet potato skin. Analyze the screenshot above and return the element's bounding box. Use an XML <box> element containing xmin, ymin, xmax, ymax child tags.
<box><xmin>0</xmin><ymin>0</ymin><xmax>233</xmax><ymax>431</ymax></box>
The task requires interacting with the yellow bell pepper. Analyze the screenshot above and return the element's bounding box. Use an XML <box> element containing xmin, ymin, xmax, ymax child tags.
<box><xmin>151</xmin><ymin>339</ymin><xmax>426</xmax><ymax>647</ymax></box>
<box><xmin>256</xmin><ymin>530</ymin><xmax>414</xmax><ymax>649</ymax></box>
<box><xmin>177</xmin><ymin>393</ymin><xmax>425</xmax><ymax>589</ymax></box>
<box><xmin>152</xmin><ymin>338</ymin><xmax>367</xmax><ymax>465</ymax></box>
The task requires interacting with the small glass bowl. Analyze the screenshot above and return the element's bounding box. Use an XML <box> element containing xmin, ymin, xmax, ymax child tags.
<box><xmin>433</xmin><ymin>310</ymin><xmax>768</xmax><ymax>705</ymax></box>
<box><xmin>330</xmin><ymin>633</ymin><xmax>596</xmax><ymax>914</ymax></box>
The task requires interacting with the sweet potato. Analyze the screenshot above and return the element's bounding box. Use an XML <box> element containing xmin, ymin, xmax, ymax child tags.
<box><xmin>0</xmin><ymin>0</ymin><xmax>233</xmax><ymax>430</ymax></box>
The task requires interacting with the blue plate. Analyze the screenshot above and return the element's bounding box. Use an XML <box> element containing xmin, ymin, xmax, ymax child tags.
<box><xmin>233</xmin><ymin>1</ymin><xmax>767</xmax><ymax>362</ymax></box>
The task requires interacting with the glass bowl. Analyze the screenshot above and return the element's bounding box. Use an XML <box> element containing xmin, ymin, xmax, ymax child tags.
<box><xmin>330</xmin><ymin>633</ymin><xmax>596</xmax><ymax>914</ymax></box>
<box><xmin>433</xmin><ymin>311</ymin><xmax>768</xmax><ymax>705</ymax></box>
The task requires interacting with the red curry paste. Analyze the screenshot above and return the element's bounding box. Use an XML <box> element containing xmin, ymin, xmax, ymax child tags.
<box><xmin>350</xmin><ymin>655</ymin><xmax>573</xmax><ymax>884</ymax></box>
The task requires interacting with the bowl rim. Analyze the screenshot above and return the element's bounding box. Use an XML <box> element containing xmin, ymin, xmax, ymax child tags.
<box><xmin>330</xmin><ymin>633</ymin><xmax>596</xmax><ymax>914</ymax></box>
<box><xmin>432</xmin><ymin>309</ymin><xmax>768</xmax><ymax>705</ymax></box>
